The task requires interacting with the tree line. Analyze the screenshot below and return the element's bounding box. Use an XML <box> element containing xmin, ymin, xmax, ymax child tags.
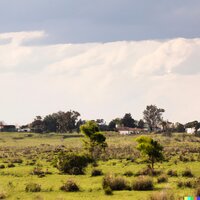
<box><xmin>23</xmin><ymin>105</ymin><xmax>200</xmax><ymax>134</ymax></box>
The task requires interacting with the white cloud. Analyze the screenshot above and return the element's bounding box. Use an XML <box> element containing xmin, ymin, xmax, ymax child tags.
<box><xmin>0</xmin><ymin>31</ymin><xmax>200</xmax><ymax>124</ymax></box>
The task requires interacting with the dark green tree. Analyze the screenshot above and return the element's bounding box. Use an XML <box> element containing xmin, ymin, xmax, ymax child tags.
<box><xmin>143</xmin><ymin>105</ymin><xmax>165</xmax><ymax>131</ymax></box>
<box><xmin>137</xmin><ymin>119</ymin><xmax>145</xmax><ymax>129</ymax></box>
<box><xmin>80</xmin><ymin>121</ymin><xmax>107</xmax><ymax>160</ymax></box>
<box><xmin>30</xmin><ymin>116</ymin><xmax>44</xmax><ymax>133</ymax></box>
<box><xmin>136</xmin><ymin>136</ymin><xmax>164</xmax><ymax>171</ymax></box>
<box><xmin>121</xmin><ymin>113</ymin><xmax>135</xmax><ymax>128</ymax></box>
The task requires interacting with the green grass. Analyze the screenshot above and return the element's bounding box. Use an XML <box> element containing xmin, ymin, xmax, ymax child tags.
<box><xmin>0</xmin><ymin>132</ymin><xmax>199</xmax><ymax>199</ymax></box>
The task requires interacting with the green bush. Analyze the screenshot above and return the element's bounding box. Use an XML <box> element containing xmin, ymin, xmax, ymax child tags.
<box><xmin>102</xmin><ymin>173</ymin><xmax>130</xmax><ymax>191</ymax></box>
<box><xmin>25</xmin><ymin>183</ymin><xmax>41</xmax><ymax>192</ymax></box>
<box><xmin>157</xmin><ymin>174</ymin><xmax>168</xmax><ymax>183</ymax></box>
<box><xmin>60</xmin><ymin>180</ymin><xmax>80</xmax><ymax>192</ymax></box>
<box><xmin>124</xmin><ymin>171</ymin><xmax>134</xmax><ymax>177</ymax></box>
<box><xmin>167</xmin><ymin>169</ymin><xmax>178</xmax><ymax>177</ymax></box>
<box><xmin>177</xmin><ymin>180</ymin><xmax>194</xmax><ymax>188</ymax></box>
<box><xmin>55</xmin><ymin>152</ymin><xmax>92</xmax><ymax>175</ymax></box>
<box><xmin>0</xmin><ymin>165</ymin><xmax>5</xmax><ymax>169</ymax></box>
<box><xmin>104</xmin><ymin>186</ymin><xmax>113</xmax><ymax>195</ymax></box>
<box><xmin>91</xmin><ymin>168</ymin><xmax>103</xmax><ymax>176</ymax></box>
<box><xmin>182</xmin><ymin>168</ymin><xmax>194</xmax><ymax>177</ymax></box>
<box><xmin>132</xmin><ymin>176</ymin><xmax>154</xmax><ymax>191</ymax></box>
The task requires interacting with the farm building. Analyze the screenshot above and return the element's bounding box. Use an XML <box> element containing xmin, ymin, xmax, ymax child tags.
<box><xmin>0</xmin><ymin>125</ymin><xmax>17</xmax><ymax>132</ymax></box>
<box><xmin>117</xmin><ymin>127</ymin><xmax>146</xmax><ymax>135</ymax></box>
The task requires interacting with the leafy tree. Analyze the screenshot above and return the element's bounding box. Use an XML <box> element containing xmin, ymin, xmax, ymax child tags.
<box><xmin>137</xmin><ymin>119</ymin><xmax>145</xmax><ymax>129</ymax></box>
<box><xmin>30</xmin><ymin>116</ymin><xmax>44</xmax><ymax>133</ymax></box>
<box><xmin>143</xmin><ymin>105</ymin><xmax>165</xmax><ymax>131</ymax></box>
<box><xmin>43</xmin><ymin>113</ymin><xmax>58</xmax><ymax>133</ymax></box>
<box><xmin>80</xmin><ymin>121</ymin><xmax>107</xmax><ymax>160</ymax></box>
<box><xmin>175</xmin><ymin>123</ymin><xmax>185</xmax><ymax>133</ymax></box>
<box><xmin>108</xmin><ymin>118</ymin><xmax>121</xmax><ymax>131</ymax></box>
<box><xmin>121</xmin><ymin>113</ymin><xmax>135</xmax><ymax>128</ymax></box>
<box><xmin>136</xmin><ymin>136</ymin><xmax>164</xmax><ymax>171</ymax></box>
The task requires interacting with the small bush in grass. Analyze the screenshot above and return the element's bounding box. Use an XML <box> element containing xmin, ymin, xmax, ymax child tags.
<box><xmin>150</xmin><ymin>190</ymin><xmax>174</xmax><ymax>200</ymax></box>
<box><xmin>91</xmin><ymin>168</ymin><xmax>103</xmax><ymax>176</ymax></box>
<box><xmin>182</xmin><ymin>168</ymin><xmax>194</xmax><ymax>177</ymax></box>
<box><xmin>55</xmin><ymin>152</ymin><xmax>92</xmax><ymax>175</ymax></box>
<box><xmin>132</xmin><ymin>176</ymin><xmax>154</xmax><ymax>191</ymax></box>
<box><xmin>25</xmin><ymin>183</ymin><xmax>41</xmax><ymax>192</ymax></box>
<box><xmin>60</xmin><ymin>180</ymin><xmax>79</xmax><ymax>192</ymax></box>
<box><xmin>157</xmin><ymin>174</ymin><xmax>168</xmax><ymax>183</ymax></box>
<box><xmin>124</xmin><ymin>171</ymin><xmax>134</xmax><ymax>177</ymax></box>
<box><xmin>7</xmin><ymin>163</ymin><xmax>15</xmax><ymax>168</ymax></box>
<box><xmin>167</xmin><ymin>169</ymin><xmax>178</xmax><ymax>177</ymax></box>
<box><xmin>0</xmin><ymin>165</ymin><xmax>5</xmax><ymax>169</ymax></box>
<box><xmin>177</xmin><ymin>180</ymin><xmax>194</xmax><ymax>188</ymax></box>
<box><xmin>102</xmin><ymin>173</ymin><xmax>130</xmax><ymax>191</ymax></box>
<box><xmin>135</xmin><ymin>167</ymin><xmax>161</xmax><ymax>176</ymax></box>
<box><xmin>104</xmin><ymin>186</ymin><xmax>113</xmax><ymax>195</ymax></box>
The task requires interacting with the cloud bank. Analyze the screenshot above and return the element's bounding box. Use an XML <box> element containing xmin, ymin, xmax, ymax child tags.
<box><xmin>0</xmin><ymin>31</ymin><xmax>199</xmax><ymax>124</ymax></box>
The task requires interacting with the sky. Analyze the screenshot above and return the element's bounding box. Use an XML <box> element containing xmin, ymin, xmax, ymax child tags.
<box><xmin>0</xmin><ymin>0</ymin><xmax>200</xmax><ymax>125</ymax></box>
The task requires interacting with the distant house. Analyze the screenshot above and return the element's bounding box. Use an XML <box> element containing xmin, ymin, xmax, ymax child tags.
<box><xmin>18</xmin><ymin>125</ymin><xmax>31</xmax><ymax>132</ymax></box>
<box><xmin>117</xmin><ymin>127</ymin><xmax>146</xmax><ymax>135</ymax></box>
<box><xmin>0</xmin><ymin>125</ymin><xmax>16</xmax><ymax>132</ymax></box>
<box><xmin>186</xmin><ymin>127</ymin><xmax>198</xmax><ymax>134</ymax></box>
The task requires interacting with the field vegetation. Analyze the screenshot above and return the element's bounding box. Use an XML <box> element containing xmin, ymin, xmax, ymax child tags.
<box><xmin>0</xmin><ymin>131</ymin><xmax>199</xmax><ymax>199</ymax></box>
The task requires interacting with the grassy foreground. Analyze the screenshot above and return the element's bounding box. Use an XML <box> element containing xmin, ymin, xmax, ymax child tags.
<box><xmin>0</xmin><ymin>132</ymin><xmax>199</xmax><ymax>199</ymax></box>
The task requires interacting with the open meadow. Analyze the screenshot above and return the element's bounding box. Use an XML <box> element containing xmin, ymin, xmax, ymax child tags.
<box><xmin>0</xmin><ymin>132</ymin><xmax>199</xmax><ymax>199</ymax></box>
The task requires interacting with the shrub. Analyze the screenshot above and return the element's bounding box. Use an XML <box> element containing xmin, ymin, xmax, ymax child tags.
<box><xmin>135</xmin><ymin>167</ymin><xmax>161</xmax><ymax>176</ymax></box>
<box><xmin>55</xmin><ymin>152</ymin><xmax>92</xmax><ymax>175</ymax></box>
<box><xmin>177</xmin><ymin>180</ymin><xmax>194</xmax><ymax>188</ymax></box>
<box><xmin>167</xmin><ymin>169</ymin><xmax>178</xmax><ymax>177</ymax></box>
<box><xmin>0</xmin><ymin>165</ymin><xmax>5</xmax><ymax>169</ymax></box>
<box><xmin>7</xmin><ymin>163</ymin><xmax>15</xmax><ymax>168</ymax></box>
<box><xmin>102</xmin><ymin>173</ymin><xmax>130</xmax><ymax>191</ymax></box>
<box><xmin>25</xmin><ymin>183</ymin><xmax>41</xmax><ymax>192</ymax></box>
<box><xmin>104</xmin><ymin>186</ymin><xmax>113</xmax><ymax>195</ymax></box>
<box><xmin>31</xmin><ymin>167</ymin><xmax>45</xmax><ymax>177</ymax></box>
<box><xmin>124</xmin><ymin>171</ymin><xmax>134</xmax><ymax>177</ymax></box>
<box><xmin>132</xmin><ymin>176</ymin><xmax>154</xmax><ymax>190</ymax></box>
<box><xmin>182</xmin><ymin>168</ymin><xmax>194</xmax><ymax>177</ymax></box>
<box><xmin>91</xmin><ymin>168</ymin><xmax>103</xmax><ymax>177</ymax></box>
<box><xmin>157</xmin><ymin>174</ymin><xmax>168</xmax><ymax>183</ymax></box>
<box><xmin>150</xmin><ymin>190</ymin><xmax>174</xmax><ymax>200</ymax></box>
<box><xmin>60</xmin><ymin>180</ymin><xmax>79</xmax><ymax>192</ymax></box>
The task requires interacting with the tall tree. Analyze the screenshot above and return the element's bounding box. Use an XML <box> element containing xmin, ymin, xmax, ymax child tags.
<box><xmin>30</xmin><ymin>116</ymin><xmax>44</xmax><ymax>133</ymax></box>
<box><xmin>136</xmin><ymin>136</ymin><xmax>164</xmax><ymax>172</ymax></box>
<box><xmin>80</xmin><ymin>121</ymin><xmax>107</xmax><ymax>161</ymax></box>
<box><xmin>121</xmin><ymin>113</ymin><xmax>135</xmax><ymax>128</ymax></box>
<box><xmin>143</xmin><ymin>105</ymin><xmax>165</xmax><ymax>131</ymax></box>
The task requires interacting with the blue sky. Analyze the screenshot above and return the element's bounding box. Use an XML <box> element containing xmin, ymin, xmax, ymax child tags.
<box><xmin>1</xmin><ymin>0</ymin><xmax>200</xmax><ymax>43</ymax></box>
<box><xmin>0</xmin><ymin>0</ymin><xmax>200</xmax><ymax>125</ymax></box>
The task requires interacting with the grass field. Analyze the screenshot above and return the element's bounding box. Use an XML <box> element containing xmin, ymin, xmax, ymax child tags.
<box><xmin>0</xmin><ymin>132</ymin><xmax>199</xmax><ymax>199</ymax></box>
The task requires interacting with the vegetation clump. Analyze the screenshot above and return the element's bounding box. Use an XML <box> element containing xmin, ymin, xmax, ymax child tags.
<box><xmin>60</xmin><ymin>180</ymin><xmax>80</xmax><ymax>192</ymax></box>
<box><xmin>157</xmin><ymin>174</ymin><xmax>168</xmax><ymax>183</ymax></box>
<box><xmin>91</xmin><ymin>168</ymin><xmax>103</xmax><ymax>177</ymax></box>
<box><xmin>132</xmin><ymin>176</ymin><xmax>154</xmax><ymax>191</ymax></box>
<box><xmin>102</xmin><ymin>173</ymin><xmax>130</xmax><ymax>191</ymax></box>
<box><xmin>25</xmin><ymin>183</ymin><xmax>41</xmax><ymax>192</ymax></box>
<box><xmin>55</xmin><ymin>152</ymin><xmax>92</xmax><ymax>175</ymax></box>
<box><xmin>104</xmin><ymin>186</ymin><xmax>113</xmax><ymax>195</ymax></box>
<box><xmin>182</xmin><ymin>168</ymin><xmax>194</xmax><ymax>177</ymax></box>
<box><xmin>149</xmin><ymin>190</ymin><xmax>174</xmax><ymax>200</ymax></box>
<box><xmin>167</xmin><ymin>169</ymin><xmax>178</xmax><ymax>177</ymax></box>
